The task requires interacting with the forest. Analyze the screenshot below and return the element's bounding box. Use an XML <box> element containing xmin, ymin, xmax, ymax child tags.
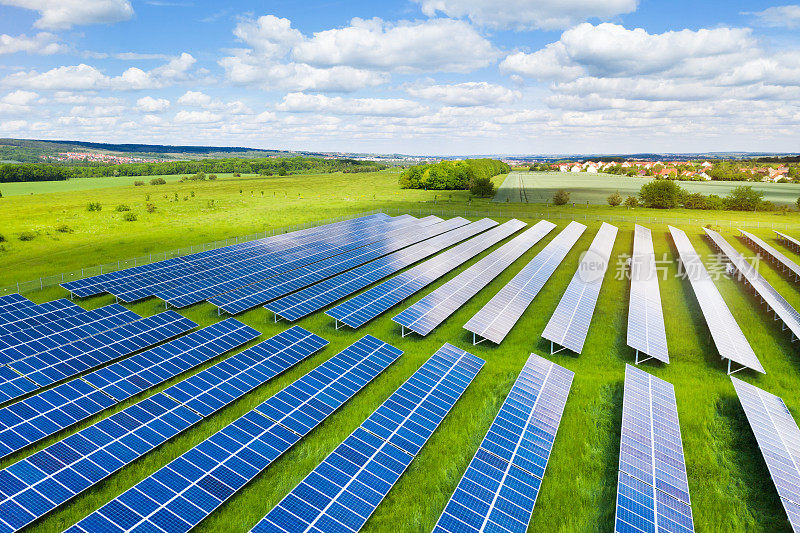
<box><xmin>398</xmin><ymin>159</ymin><xmax>510</xmax><ymax>190</ymax></box>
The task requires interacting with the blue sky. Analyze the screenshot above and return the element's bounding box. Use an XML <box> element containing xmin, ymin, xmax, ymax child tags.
<box><xmin>0</xmin><ymin>0</ymin><xmax>799</xmax><ymax>155</ymax></box>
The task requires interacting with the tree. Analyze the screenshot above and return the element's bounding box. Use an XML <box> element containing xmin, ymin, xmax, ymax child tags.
<box><xmin>639</xmin><ymin>180</ymin><xmax>683</xmax><ymax>208</ymax></box>
<box><xmin>470</xmin><ymin>177</ymin><xmax>495</xmax><ymax>198</ymax></box>
<box><xmin>607</xmin><ymin>191</ymin><xmax>622</xmax><ymax>206</ymax></box>
<box><xmin>795</xmin><ymin>196</ymin><xmax>800</xmax><ymax>210</ymax></box>
<box><xmin>553</xmin><ymin>189</ymin><xmax>570</xmax><ymax>205</ymax></box>
<box><xmin>724</xmin><ymin>185</ymin><xmax>763</xmax><ymax>211</ymax></box>
<box><xmin>623</xmin><ymin>196</ymin><xmax>639</xmax><ymax>208</ymax></box>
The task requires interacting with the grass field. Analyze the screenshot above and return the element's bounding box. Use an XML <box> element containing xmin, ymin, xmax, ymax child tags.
<box><xmin>3</xmin><ymin>170</ymin><xmax>800</xmax><ymax>532</ymax></box>
<box><xmin>495</xmin><ymin>170</ymin><xmax>800</xmax><ymax>206</ymax></box>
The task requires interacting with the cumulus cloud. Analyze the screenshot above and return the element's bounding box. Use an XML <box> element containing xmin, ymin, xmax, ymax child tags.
<box><xmin>745</xmin><ymin>5</ymin><xmax>800</xmax><ymax>28</ymax></box>
<box><xmin>176</xmin><ymin>90</ymin><xmax>251</xmax><ymax>114</ymax></box>
<box><xmin>136</xmin><ymin>96</ymin><xmax>170</xmax><ymax>112</ymax></box>
<box><xmin>413</xmin><ymin>0</ymin><xmax>638</xmax><ymax>30</ymax></box>
<box><xmin>405</xmin><ymin>81</ymin><xmax>520</xmax><ymax>106</ymax></box>
<box><xmin>0</xmin><ymin>89</ymin><xmax>38</xmax><ymax>114</ymax></box>
<box><xmin>0</xmin><ymin>32</ymin><xmax>66</xmax><ymax>55</ymax></box>
<box><xmin>0</xmin><ymin>0</ymin><xmax>134</xmax><ymax>29</ymax></box>
<box><xmin>174</xmin><ymin>110</ymin><xmax>222</xmax><ymax>124</ymax></box>
<box><xmin>276</xmin><ymin>92</ymin><xmax>430</xmax><ymax>117</ymax></box>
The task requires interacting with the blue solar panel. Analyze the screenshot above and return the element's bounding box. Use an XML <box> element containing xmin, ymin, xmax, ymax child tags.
<box><xmin>0</xmin><ymin>318</ymin><xmax>260</xmax><ymax>459</ymax></box>
<box><xmin>326</xmin><ymin>219</ymin><xmax>524</xmax><ymax>329</ymax></box>
<box><xmin>0</xmin><ymin>299</ymin><xmax>84</xmax><ymax>335</ymax></box>
<box><xmin>434</xmin><ymin>353</ymin><xmax>574</xmax><ymax>533</ymax></box>
<box><xmin>0</xmin><ymin>304</ymin><xmax>141</xmax><ymax>364</ymax></box>
<box><xmin>614</xmin><ymin>365</ymin><xmax>694</xmax><ymax>533</ymax></box>
<box><xmin>66</xmin><ymin>335</ymin><xmax>401</xmax><ymax>533</ymax></box>
<box><xmin>266</xmin><ymin>219</ymin><xmax>497</xmax><ymax>322</ymax></box>
<box><xmin>0</xmin><ymin>326</ymin><xmax>328</xmax><ymax>532</ymax></box>
<box><xmin>0</xmin><ymin>311</ymin><xmax>197</xmax><ymax>403</ymax></box>
<box><xmin>253</xmin><ymin>343</ymin><xmax>484</xmax><ymax>533</ymax></box>
<box><xmin>0</xmin><ymin>295</ymin><xmax>34</xmax><ymax>314</ymax></box>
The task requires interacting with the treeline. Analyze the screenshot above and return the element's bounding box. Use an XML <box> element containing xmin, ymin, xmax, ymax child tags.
<box><xmin>0</xmin><ymin>157</ymin><xmax>387</xmax><ymax>183</ymax></box>
<box><xmin>398</xmin><ymin>159</ymin><xmax>509</xmax><ymax>190</ymax></box>
<box><xmin>638</xmin><ymin>181</ymin><xmax>780</xmax><ymax>211</ymax></box>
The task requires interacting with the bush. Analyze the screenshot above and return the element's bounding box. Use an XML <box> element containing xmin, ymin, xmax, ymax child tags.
<box><xmin>724</xmin><ymin>185</ymin><xmax>763</xmax><ymax>211</ymax></box>
<box><xmin>18</xmin><ymin>231</ymin><xmax>35</xmax><ymax>241</ymax></box>
<box><xmin>115</xmin><ymin>204</ymin><xmax>131</xmax><ymax>212</ymax></box>
<box><xmin>682</xmin><ymin>192</ymin><xmax>707</xmax><ymax>210</ymax></box>
<box><xmin>796</xmin><ymin>197</ymin><xmax>800</xmax><ymax>210</ymax></box>
<box><xmin>623</xmin><ymin>196</ymin><xmax>639</xmax><ymax>208</ymax></box>
<box><xmin>55</xmin><ymin>223</ymin><xmax>73</xmax><ymax>233</ymax></box>
<box><xmin>469</xmin><ymin>177</ymin><xmax>496</xmax><ymax>198</ymax></box>
<box><xmin>150</xmin><ymin>177</ymin><xmax>167</xmax><ymax>185</ymax></box>
<box><xmin>208</xmin><ymin>174</ymin><xmax>217</xmax><ymax>180</ymax></box>
<box><xmin>705</xmin><ymin>194</ymin><xmax>724</xmax><ymax>210</ymax></box>
<box><xmin>86</xmin><ymin>201</ymin><xmax>102</xmax><ymax>212</ymax></box>
<box><xmin>122</xmin><ymin>212</ymin><xmax>137</xmax><ymax>221</ymax></box>
<box><xmin>146</xmin><ymin>203</ymin><xmax>157</xmax><ymax>213</ymax></box>
<box><xmin>233</xmin><ymin>173</ymin><xmax>240</xmax><ymax>177</ymax></box>
<box><xmin>134</xmin><ymin>180</ymin><xmax>145</xmax><ymax>186</ymax></box>
<box><xmin>553</xmin><ymin>189</ymin><xmax>570</xmax><ymax>205</ymax></box>
<box><xmin>607</xmin><ymin>191</ymin><xmax>622</xmax><ymax>206</ymax></box>
<box><xmin>639</xmin><ymin>180</ymin><xmax>683</xmax><ymax>208</ymax></box>
<box><xmin>0</xmin><ymin>233</ymin><xmax>5</xmax><ymax>242</ymax></box>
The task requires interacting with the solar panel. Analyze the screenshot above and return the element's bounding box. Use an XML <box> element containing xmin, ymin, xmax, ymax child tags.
<box><xmin>266</xmin><ymin>218</ymin><xmax>498</xmax><ymax>322</ymax></box>
<box><xmin>669</xmin><ymin>226</ymin><xmax>763</xmax><ymax>374</ymax></box>
<box><xmin>113</xmin><ymin>215</ymin><xmax>420</xmax><ymax>304</ymax></box>
<box><xmin>627</xmin><ymin>225</ymin><xmax>669</xmax><ymax>364</ymax></box>
<box><xmin>210</xmin><ymin>216</ymin><xmax>457</xmax><ymax>315</ymax></box>
<box><xmin>0</xmin><ymin>299</ymin><xmax>84</xmax><ymax>334</ymax></box>
<box><xmin>61</xmin><ymin>213</ymin><xmax>391</xmax><ymax>298</ymax></box>
<box><xmin>253</xmin><ymin>343</ymin><xmax>484</xmax><ymax>533</ymax></box>
<box><xmin>65</xmin><ymin>335</ymin><xmax>401</xmax><ymax>533</ymax></box>
<box><xmin>615</xmin><ymin>365</ymin><xmax>694</xmax><ymax>533</ymax></box>
<box><xmin>776</xmin><ymin>230</ymin><xmax>800</xmax><ymax>255</ymax></box>
<box><xmin>740</xmin><ymin>230</ymin><xmax>800</xmax><ymax>282</ymax></box>
<box><xmin>0</xmin><ymin>318</ymin><xmax>260</xmax><ymax>459</ymax></box>
<box><xmin>433</xmin><ymin>352</ymin><xmax>573</xmax><ymax>533</ymax></box>
<box><xmin>731</xmin><ymin>376</ymin><xmax>800</xmax><ymax>532</ymax></box>
<box><xmin>0</xmin><ymin>295</ymin><xmax>34</xmax><ymax>314</ymax></box>
<box><xmin>542</xmin><ymin>222</ymin><xmax>618</xmax><ymax>354</ymax></box>
<box><xmin>0</xmin><ymin>304</ymin><xmax>141</xmax><ymax>364</ymax></box>
<box><xmin>705</xmin><ymin>227</ymin><xmax>800</xmax><ymax>347</ymax></box>
<box><xmin>464</xmin><ymin>221</ymin><xmax>587</xmax><ymax>345</ymax></box>
<box><xmin>0</xmin><ymin>325</ymin><xmax>328</xmax><ymax>533</ymax></box>
<box><xmin>393</xmin><ymin>221</ymin><xmax>557</xmax><ymax>337</ymax></box>
<box><xmin>327</xmin><ymin>219</ymin><xmax>527</xmax><ymax>329</ymax></box>
<box><xmin>0</xmin><ymin>311</ymin><xmax>198</xmax><ymax>404</ymax></box>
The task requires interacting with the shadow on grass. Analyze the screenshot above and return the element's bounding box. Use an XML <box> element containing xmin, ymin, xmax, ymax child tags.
<box><xmin>587</xmin><ymin>380</ymin><xmax>625</xmax><ymax>530</ymax></box>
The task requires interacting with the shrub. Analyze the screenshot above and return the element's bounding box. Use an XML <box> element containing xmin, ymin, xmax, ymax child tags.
<box><xmin>134</xmin><ymin>180</ymin><xmax>145</xmax><ymax>186</ymax></box>
<box><xmin>233</xmin><ymin>172</ymin><xmax>241</xmax><ymax>177</ymax></box>
<box><xmin>208</xmin><ymin>174</ymin><xmax>217</xmax><ymax>180</ymax></box>
<box><xmin>705</xmin><ymin>194</ymin><xmax>724</xmax><ymax>210</ymax></box>
<box><xmin>682</xmin><ymin>192</ymin><xmax>707</xmax><ymax>210</ymax></box>
<box><xmin>55</xmin><ymin>223</ymin><xmax>73</xmax><ymax>233</ymax></box>
<box><xmin>150</xmin><ymin>177</ymin><xmax>167</xmax><ymax>185</ymax></box>
<box><xmin>122</xmin><ymin>212</ymin><xmax>137</xmax><ymax>222</ymax></box>
<box><xmin>115</xmin><ymin>204</ymin><xmax>131</xmax><ymax>212</ymax></box>
<box><xmin>18</xmin><ymin>231</ymin><xmax>35</xmax><ymax>241</ymax></box>
<box><xmin>86</xmin><ymin>201</ymin><xmax>102</xmax><ymax>212</ymax></box>
<box><xmin>623</xmin><ymin>196</ymin><xmax>639</xmax><ymax>208</ymax></box>
<box><xmin>724</xmin><ymin>185</ymin><xmax>763</xmax><ymax>211</ymax></box>
<box><xmin>190</xmin><ymin>191</ymin><xmax>195</xmax><ymax>198</ymax></box>
<box><xmin>469</xmin><ymin>177</ymin><xmax>496</xmax><ymax>198</ymax></box>
<box><xmin>146</xmin><ymin>203</ymin><xmax>157</xmax><ymax>213</ymax></box>
<box><xmin>607</xmin><ymin>191</ymin><xmax>622</xmax><ymax>207</ymax></box>
<box><xmin>639</xmin><ymin>180</ymin><xmax>683</xmax><ymax>208</ymax></box>
<box><xmin>0</xmin><ymin>233</ymin><xmax>5</xmax><ymax>242</ymax></box>
<box><xmin>553</xmin><ymin>189</ymin><xmax>570</xmax><ymax>205</ymax></box>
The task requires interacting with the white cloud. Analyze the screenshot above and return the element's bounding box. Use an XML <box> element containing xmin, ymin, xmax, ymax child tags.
<box><xmin>136</xmin><ymin>96</ymin><xmax>170</xmax><ymax>112</ymax></box>
<box><xmin>0</xmin><ymin>32</ymin><xmax>66</xmax><ymax>55</ymax></box>
<box><xmin>177</xmin><ymin>90</ymin><xmax>211</xmax><ymax>107</ymax></box>
<box><xmin>176</xmin><ymin>90</ymin><xmax>252</xmax><ymax>114</ymax></box>
<box><xmin>174</xmin><ymin>110</ymin><xmax>222</xmax><ymax>123</ymax></box>
<box><xmin>233</xmin><ymin>15</ymin><xmax>303</xmax><ymax>60</ymax></box>
<box><xmin>413</xmin><ymin>0</ymin><xmax>638</xmax><ymax>30</ymax></box>
<box><xmin>0</xmin><ymin>0</ymin><xmax>134</xmax><ymax>29</ymax></box>
<box><xmin>406</xmin><ymin>81</ymin><xmax>520</xmax><ymax>106</ymax></box>
<box><xmin>745</xmin><ymin>5</ymin><xmax>800</xmax><ymax>28</ymax></box>
<box><xmin>2</xmin><ymin>89</ymin><xmax>37</xmax><ymax>106</ymax></box>
<box><xmin>149</xmin><ymin>52</ymin><xmax>196</xmax><ymax>81</ymax></box>
<box><xmin>0</xmin><ymin>119</ymin><xmax>27</xmax><ymax>131</ymax></box>
<box><xmin>276</xmin><ymin>92</ymin><xmax>430</xmax><ymax>117</ymax></box>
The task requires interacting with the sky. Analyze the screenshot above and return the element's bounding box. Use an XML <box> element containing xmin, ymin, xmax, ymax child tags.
<box><xmin>0</xmin><ymin>0</ymin><xmax>799</xmax><ymax>155</ymax></box>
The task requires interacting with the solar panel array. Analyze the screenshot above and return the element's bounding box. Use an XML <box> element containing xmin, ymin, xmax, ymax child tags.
<box><xmin>776</xmin><ymin>230</ymin><xmax>800</xmax><ymax>255</ymax></box>
<box><xmin>433</xmin><ymin>353</ymin><xmax>574</xmax><ymax>533</ymax></box>
<box><xmin>740</xmin><ymin>229</ymin><xmax>800</xmax><ymax>282</ymax></box>
<box><xmin>615</xmin><ymin>365</ymin><xmax>694</xmax><ymax>533</ymax></box>
<box><xmin>0</xmin><ymin>295</ymin><xmax>34</xmax><ymax>315</ymax></box>
<box><xmin>464</xmin><ymin>221</ymin><xmax>587</xmax><ymax>345</ymax></box>
<box><xmin>61</xmin><ymin>213</ymin><xmax>391</xmax><ymax>298</ymax></box>
<box><xmin>66</xmin><ymin>335</ymin><xmax>401</xmax><ymax>533</ymax></box>
<box><xmin>704</xmin><ymin>228</ymin><xmax>800</xmax><ymax>347</ymax></box>
<box><xmin>211</xmin><ymin>216</ymin><xmax>459</xmax><ymax>315</ymax></box>
<box><xmin>668</xmin><ymin>226</ymin><xmax>763</xmax><ymax>374</ymax></box>
<box><xmin>394</xmin><ymin>220</ymin><xmax>557</xmax><ymax>337</ymax></box>
<box><xmin>326</xmin><ymin>219</ymin><xmax>527</xmax><ymax>329</ymax></box>
<box><xmin>0</xmin><ymin>318</ymin><xmax>259</xmax><ymax>459</ymax></box>
<box><xmin>0</xmin><ymin>299</ymin><xmax>84</xmax><ymax>335</ymax></box>
<box><xmin>266</xmin><ymin>218</ymin><xmax>498</xmax><ymax>322</ymax></box>
<box><xmin>542</xmin><ymin>222</ymin><xmax>618</xmax><ymax>354</ymax></box>
<box><xmin>253</xmin><ymin>343</ymin><xmax>484</xmax><ymax>533</ymax></box>
<box><xmin>731</xmin><ymin>377</ymin><xmax>800</xmax><ymax>532</ymax></box>
<box><xmin>627</xmin><ymin>225</ymin><xmax>669</xmax><ymax>364</ymax></box>
<box><xmin>0</xmin><ymin>326</ymin><xmax>328</xmax><ymax>532</ymax></box>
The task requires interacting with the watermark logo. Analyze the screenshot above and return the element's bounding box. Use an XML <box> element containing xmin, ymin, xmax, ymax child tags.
<box><xmin>578</xmin><ymin>250</ymin><xmax>610</xmax><ymax>283</ymax></box>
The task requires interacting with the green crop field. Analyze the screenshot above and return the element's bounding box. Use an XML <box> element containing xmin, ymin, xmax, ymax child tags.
<box><xmin>3</xmin><ymin>169</ymin><xmax>800</xmax><ymax>532</ymax></box>
<box><xmin>495</xmin><ymin>170</ymin><xmax>800</xmax><ymax>206</ymax></box>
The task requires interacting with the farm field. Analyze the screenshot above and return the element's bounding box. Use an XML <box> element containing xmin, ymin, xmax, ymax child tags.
<box><xmin>3</xmin><ymin>171</ymin><xmax>800</xmax><ymax>532</ymax></box>
<box><xmin>495</xmin><ymin>170</ymin><xmax>800</xmax><ymax>205</ymax></box>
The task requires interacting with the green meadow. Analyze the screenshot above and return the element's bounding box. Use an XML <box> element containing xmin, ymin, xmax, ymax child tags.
<box><xmin>2</xmin><ymin>169</ymin><xmax>800</xmax><ymax>532</ymax></box>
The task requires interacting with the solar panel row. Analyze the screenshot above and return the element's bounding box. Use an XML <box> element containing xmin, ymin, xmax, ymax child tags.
<box><xmin>266</xmin><ymin>218</ymin><xmax>498</xmax><ymax>322</ymax></box>
<box><xmin>740</xmin><ymin>229</ymin><xmax>800</xmax><ymax>282</ymax></box>
<box><xmin>434</xmin><ymin>353</ymin><xmax>574</xmax><ymax>533</ymax></box>
<box><xmin>211</xmin><ymin>216</ymin><xmax>458</xmax><ymax>315</ymax></box>
<box><xmin>615</xmin><ymin>365</ymin><xmax>694</xmax><ymax>533</ymax></box>
<box><xmin>731</xmin><ymin>377</ymin><xmax>800</xmax><ymax>533</ymax></box>
<box><xmin>326</xmin><ymin>219</ymin><xmax>527</xmax><ymax>329</ymax></box>
<box><xmin>0</xmin><ymin>326</ymin><xmax>329</xmax><ymax>533</ymax></box>
<box><xmin>66</xmin><ymin>335</ymin><xmax>401</xmax><ymax>533</ymax></box>
<box><xmin>464</xmin><ymin>221</ymin><xmax>587</xmax><ymax>345</ymax></box>
<box><xmin>0</xmin><ymin>295</ymin><xmax>34</xmax><ymax>314</ymax></box>
<box><xmin>253</xmin><ymin>343</ymin><xmax>484</xmax><ymax>533</ymax></box>
<box><xmin>704</xmin><ymin>228</ymin><xmax>800</xmax><ymax>347</ymax></box>
<box><xmin>627</xmin><ymin>225</ymin><xmax>669</xmax><ymax>364</ymax></box>
<box><xmin>542</xmin><ymin>222</ymin><xmax>618</xmax><ymax>354</ymax></box>
<box><xmin>668</xmin><ymin>226</ymin><xmax>763</xmax><ymax>374</ymax></box>
<box><xmin>61</xmin><ymin>213</ymin><xmax>390</xmax><ymax>298</ymax></box>
<box><xmin>776</xmin><ymin>230</ymin><xmax>800</xmax><ymax>255</ymax></box>
<box><xmin>0</xmin><ymin>299</ymin><xmax>84</xmax><ymax>334</ymax></box>
<box><xmin>0</xmin><ymin>318</ymin><xmax>260</xmax><ymax>459</ymax></box>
